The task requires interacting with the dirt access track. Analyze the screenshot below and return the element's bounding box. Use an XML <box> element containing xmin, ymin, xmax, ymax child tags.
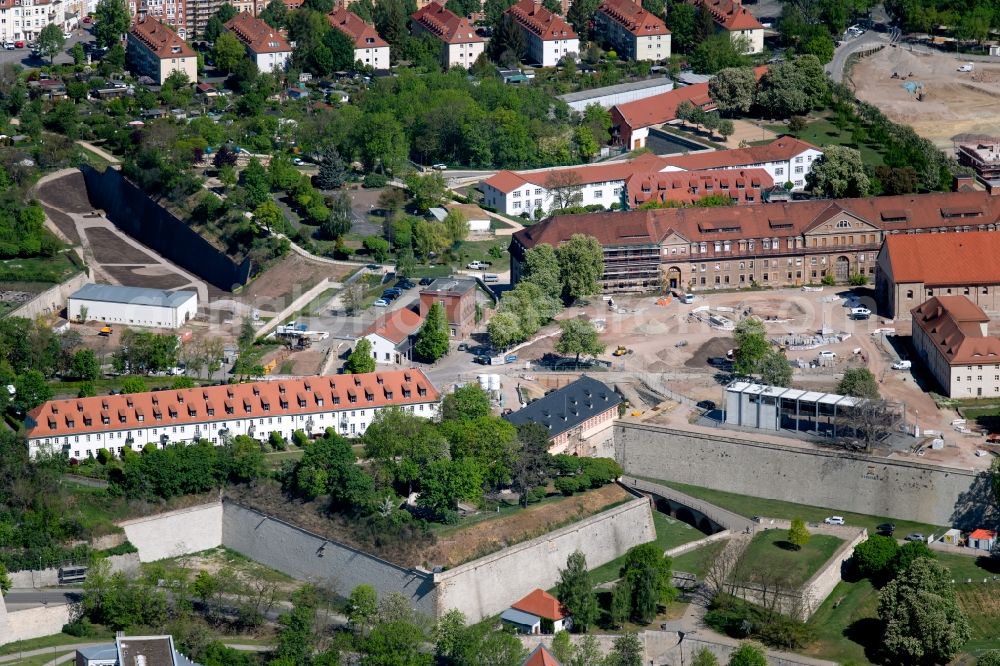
<box><xmin>853</xmin><ymin>44</ymin><xmax>1000</xmax><ymax>150</ymax></box>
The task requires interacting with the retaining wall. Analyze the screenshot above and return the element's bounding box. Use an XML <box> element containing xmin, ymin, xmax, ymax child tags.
<box><xmin>0</xmin><ymin>595</ymin><xmax>73</xmax><ymax>646</ymax></box>
<box><xmin>799</xmin><ymin>529</ymin><xmax>867</xmax><ymax>618</ymax></box>
<box><xmin>119</xmin><ymin>503</ymin><xmax>223</xmax><ymax>562</ymax></box>
<box><xmin>221</xmin><ymin>501</ymin><xmax>437</xmax><ymax>617</ymax></box>
<box><xmin>8</xmin><ymin>271</ymin><xmax>89</xmax><ymax>320</ymax></box>
<box><xmin>8</xmin><ymin>552</ymin><xmax>140</xmax><ymax>588</ymax></box>
<box><xmin>433</xmin><ymin>495</ymin><xmax>655</xmax><ymax>623</ymax></box>
<box><xmin>616</xmin><ymin>422</ymin><xmax>993</xmax><ymax>527</ymax></box>
<box><xmin>80</xmin><ymin>166</ymin><xmax>251</xmax><ymax>291</ymax></box>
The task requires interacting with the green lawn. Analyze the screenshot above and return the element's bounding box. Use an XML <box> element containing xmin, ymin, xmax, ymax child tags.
<box><xmin>642</xmin><ymin>478</ymin><xmax>947</xmax><ymax>538</ymax></box>
<box><xmin>672</xmin><ymin>539</ymin><xmax>727</xmax><ymax>579</ymax></box>
<box><xmin>738</xmin><ymin>530</ymin><xmax>843</xmax><ymax>588</ymax></box>
<box><xmin>0</xmin><ymin>630</ymin><xmax>115</xmax><ymax>656</ymax></box>
<box><xmin>805</xmin><ymin>578</ymin><xmax>880</xmax><ymax>665</ymax></box>
<box><xmin>588</xmin><ymin>512</ymin><xmax>704</xmax><ymax>586</ymax></box>
<box><xmin>957</xmin><ymin>584</ymin><xmax>1000</xmax><ymax>653</ymax></box>
<box><xmin>0</xmin><ymin>254</ymin><xmax>79</xmax><ymax>284</ymax></box>
<box><xmin>766</xmin><ymin>115</ymin><xmax>885</xmax><ymax>167</ymax></box>
<box><xmin>935</xmin><ymin>551</ymin><xmax>1000</xmax><ymax>581</ymax></box>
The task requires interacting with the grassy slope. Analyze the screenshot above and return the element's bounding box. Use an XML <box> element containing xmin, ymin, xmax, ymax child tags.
<box><xmin>588</xmin><ymin>511</ymin><xmax>704</xmax><ymax>586</ymax></box>
<box><xmin>738</xmin><ymin>529</ymin><xmax>843</xmax><ymax>588</ymax></box>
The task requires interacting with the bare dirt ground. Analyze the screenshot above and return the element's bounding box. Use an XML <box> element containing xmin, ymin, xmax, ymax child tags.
<box><xmin>853</xmin><ymin>45</ymin><xmax>1000</xmax><ymax>150</ymax></box>
<box><xmin>85</xmin><ymin>227</ymin><xmax>156</xmax><ymax>264</ymax></box>
<box><xmin>426</xmin><ymin>483</ymin><xmax>631</xmax><ymax>568</ymax></box>
<box><xmin>102</xmin><ymin>265</ymin><xmax>195</xmax><ymax>290</ymax></box>
<box><xmin>238</xmin><ymin>253</ymin><xmax>353</xmax><ymax>306</ymax></box>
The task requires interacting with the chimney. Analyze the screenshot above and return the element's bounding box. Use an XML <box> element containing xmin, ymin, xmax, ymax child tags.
<box><xmin>953</xmin><ymin>173</ymin><xmax>975</xmax><ymax>192</ymax></box>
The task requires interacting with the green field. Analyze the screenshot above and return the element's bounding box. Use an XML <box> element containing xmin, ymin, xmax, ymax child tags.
<box><xmin>588</xmin><ymin>511</ymin><xmax>705</xmax><ymax>586</ymax></box>
<box><xmin>766</xmin><ymin>115</ymin><xmax>885</xmax><ymax>167</ymax></box>
<box><xmin>738</xmin><ymin>530</ymin><xmax>843</xmax><ymax>588</ymax></box>
<box><xmin>0</xmin><ymin>254</ymin><xmax>79</xmax><ymax>284</ymax></box>
<box><xmin>672</xmin><ymin>539</ymin><xmax>727</xmax><ymax>579</ymax></box>
<box><xmin>642</xmin><ymin>478</ymin><xmax>946</xmax><ymax>538</ymax></box>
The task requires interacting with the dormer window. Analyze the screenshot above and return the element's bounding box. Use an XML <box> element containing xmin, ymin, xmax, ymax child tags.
<box><xmin>168</xmin><ymin>406</ymin><xmax>178</xmax><ymax>418</ymax></box>
<box><xmin>418</xmin><ymin>387</ymin><xmax>427</xmax><ymax>397</ymax></box>
<box><xmin>171</xmin><ymin>45</ymin><xmax>181</xmax><ymax>54</ymax></box>
<box><xmin>188</xmin><ymin>406</ymin><xmax>197</xmax><ymax>417</ymax></box>
<box><xmin>365</xmin><ymin>390</ymin><xmax>374</xmax><ymax>402</ymax></box>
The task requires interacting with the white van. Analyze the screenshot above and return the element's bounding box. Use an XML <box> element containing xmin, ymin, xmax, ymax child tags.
<box><xmin>891</xmin><ymin>360</ymin><xmax>912</xmax><ymax>370</ymax></box>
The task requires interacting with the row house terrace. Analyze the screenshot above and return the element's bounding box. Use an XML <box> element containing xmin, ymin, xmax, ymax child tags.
<box><xmin>510</xmin><ymin>189</ymin><xmax>1000</xmax><ymax>293</ymax></box>
<box><xmin>25</xmin><ymin>370</ymin><xmax>440</xmax><ymax>460</ymax></box>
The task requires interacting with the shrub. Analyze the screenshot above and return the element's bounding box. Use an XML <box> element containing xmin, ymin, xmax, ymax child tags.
<box><xmin>99</xmin><ymin>541</ymin><xmax>139</xmax><ymax>557</ymax></box>
<box><xmin>292</xmin><ymin>429</ymin><xmax>309</xmax><ymax>447</ymax></box>
<box><xmin>96</xmin><ymin>448</ymin><xmax>112</xmax><ymax>464</ymax></box>
<box><xmin>363</xmin><ymin>173</ymin><xmax>388</xmax><ymax>188</ymax></box>
<box><xmin>554</xmin><ymin>476</ymin><xmax>580</xmax><ymax>496</ymax></box>
<box><xmin>63</xmin><ymin>617</ymin><xmax>95</xmax><ymax>637</ymax></box>
<box><xmin>849</xmin><ymin>272</ymin><xmax>868</xmax><ymax>286</ymax></box>
<box><xmin>821</xmin><ymin>273</ymin><xmax>836</xmax><ymax>286</ymax></box>
<box><xmin>269</xmin><ymin>430</ymin><xmax>286</xmax><ymax>451</ymax></box>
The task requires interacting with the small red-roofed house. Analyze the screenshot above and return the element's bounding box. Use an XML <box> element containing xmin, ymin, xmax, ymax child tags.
<box><xmin>361</xmin><ymin>307</ymin><xmax>423</xmax><ymax>364</ymax></box>
<box><xmin>523</xmin><ymin>644</ymin><xmax>563</xmax><ymax>666</ymax></box>
<box><xmin>690</xmin><ymin>0</ymin><xmax>765</xmax><ymax>53</ymax></box>
<box><xmin>501</xmin><ymin>589</ymin><xmax>571</xmax><ymax>634</ymax></box>
<box><xmin>411</xmin><ymin>2</ymin><xmax>485</xmax><ymax>69</ymax></box>
<box><xmin>328</xmin><ymin>6</ymin><xmax>391</xmax><ymax>69</ymax></box>
<box><xmin>968</xmin><ymin>528</ymin><xmax>997</xmax><ymax>552</ymax></box>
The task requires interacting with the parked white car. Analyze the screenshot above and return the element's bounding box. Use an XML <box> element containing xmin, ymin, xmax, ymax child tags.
<box><xmin>891</xmin><ymin>360</ymin><xmax>912</xmax><ymax>370</ymax></box>
<box><xmin>467</xmin><ymin>260</ymin><xmax>488</xmax><ymax>270</ymax></box>
<box><xmin>818</xmin><ymin>351</ymin><xmax>837</xmax><ymax>359</ymax></box>
<box><xmin>824</xmin><ymin>516</ymin><xmax>845</xmax><ymax>525</ymax></box>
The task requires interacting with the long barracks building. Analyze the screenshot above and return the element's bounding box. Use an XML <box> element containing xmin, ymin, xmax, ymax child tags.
<box><xmin>510</xmin><ymin>187</ymin><xmax>1000</xmax><ymax>293</ymax></box>
<box><xmin>25</xmin><ymin>370</ymin><xmax>440</xmax><ymax>460</ymax></box>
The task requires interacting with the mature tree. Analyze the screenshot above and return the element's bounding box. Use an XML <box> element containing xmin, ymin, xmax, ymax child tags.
<box><xmin>203</xmin><ymin>15</ymin><xmax>226</xmax><ymax>43</ymax></box>
<box><xmin>448</xmin><ymin>0</ymin><xmax>481</xmax><ymax>17</ymax></box>
<box><xmin>70</xmin><ymin>349</ymin><xmax>100</xmax><ymax>381</ymax></box>
<box><xmin>574</xmin><ymin>126</ymin><xmax>600</xmax><ymax>162</ymax></box>
<box><xmin>733</xmin><ymin>317</ymin><xmax>769</xmax><ymax>376</ymax></box>
<box><xmin>787</xmin><ymin>517</ymin><xmax>811</xmax><ymax>550</ymax></box>
<box><xmin>620</xmin><ymin>543</ymin><xmax>677</xmax><ymax>622</ymax></box>
<box><xmin>259</xmin><ymin>0</ymin><xmax>288</xmax><ymax>27</ymax></box>
<box><xmin>566</xmin><ymin>0</ymin><xmax>599</xmax><ymax>37</ymax></box>
<box><xmin>321</xmin><ymin>190</ymin><xmax>353</xmax><ymax>240</ymax></box>
<box><xmin>346</xmin><ymin>338</ymin><xmax>376</xmax><ymax>374</ymax></box>
<box><xmin>606</xmin><ymin>633</ymin><xmax>642</xmax><ymax>666</ymax></box>
<box><xmin>546</xmin><ymin>170</ymin><xmax>584</xmax><ymax>211</ymax></box>
<box><xmin>892</xmin><ymin>540</ymin><xmax>935</xmax><ymax>577</ymax></box>
<box><xmin>878</xmin><ymin>557</ymin><xmax>971</xmax><ymax>665</ymax></box>
<box><xmin>413</xmin><ymin>219</ymin><xmax>451</xmax><ymax>258</ymax></box>
<box><xmin>853</xmin><ymin>535</ymin><xmax>900</xmax><ymax>581</ymax></box>
<box><xmin>322</xmin><ymin>25</ymin><xmax>357</xmax><ymax>72</ymax></box>
<box><xmin>488</xmin><ymin>311</ymin><xmax>521</xmax><ymax>351</ymax></box>
<box><xmin>692</xmin><ymin>648</ymin><xmax>720</xmax><ymax>666</ymax></box>
<box><xmin>253</xmin><ymin>200</ymin><xmax>284</xmax><ymax>234</ymax></box>
<box><xmin>758</xmin><ymin>350</ymin><xmax>792</xmax><ymax>387</ymax></box>
<box><xmin>727</xmin><ymin>643</ymin><xmax>767</xmax><ymax>666</ymax></box>
<box><xmin>555</xmin><ymin>318</ymin><xmax>605</xmax><ymax>365</ymax></box>
<box><xmin>718</xmin><ymin>118</ymin><xmax>735</xmax><ymax>142</ymax></box>
<box><xmin>837</xmin><ymin>367</ymin><xmax>879</xmax><ymax>400</ymax></box>
<box><xmin>356</xmin><ymin>112</ymin><xmax>408</xmax><ymax>173</ymax></box>
<box><xmin>489</xmin><ymin>13</ymin><xmax>527</xmax><ymax>64</ymax></box>
<box><xmin>709</xmin><ymin>67</ymin><xmax>757</xmax><ymax>115</ymax></box>
<box><xmin>119</xmin><ymin>376</ymin><xmax>148</xmax><ymax>394</ymax></box>
<box><xmin>443</xmin><ymin>210</ymin><xmax>469</xmax><ymax>244</ymax></box>
<box><xmin>979</xmin><ymin>652</ymin><xmax>1000</xmax><ymax>666</ymax></box>
<box><xmin>406</xmin><ymin>173</ymin><xmax>448</xmax><ymax>212</ymax></box>
<box><xmin>415</xmin><ymin>302</ymin><xmax>450</xmax><ymax>361</ymax></box>
<box><xmin>510</xmin><ymin>421</ymin><xmax>550</xmax><ymax>505</ymax></box>
<box><xmin>373</xmin><ymin>0</ymin><xmax>409</xmax><ymax>48</ymax></box>
<box><xmin>690</xmin><ymin>33</ymin><xmax>749</xmax><ymax>75</ymax></box>
<box><xmin>242</xmin><ymin>158</ymin><xmax>271</xmax><ymax>209</ymax></box>
<box><xmin>36</xmin><ymin>24</ymin><xmax>65</xmax><ymax>64</ymax></box>
<box><xmin>13</xmin><ymin>370</ymin><xmax>51</xmax><ymax>411</ymax></box>
<box><xmin>757</xmin><ymin>60</ymin><xmax>811</xmax><ymax>119</ymax></box>
<box><xmin>557</xmin><ymin>234</ymin><xmax>603</xmax><ymax>303</ymax></box>
<box><xmin>807</xmin><ymin>145</ymin><xmax>871</xmax><ymax>198</ymax></box>
<box><xmin>665</xmin><ymin>1</ymin><xmax>696</xmax><ymax>52</ymax></box>
<box><xmin>212</xmin><ymin>32</ymin><xmax>245</xmax><ymax>73</ymax></box>
<box><xmin>555</xmin><ymin>551</ymin><xmax>599</xmax><ymax>632</ymax></box>
<box><xmin>419</xmin><ymin>457</ymin><xmax>484</xmax><ymax>518</ymax></box>
<box><xmin>314</xmin><ymin>146</ymin><xmax>348</xmax><ymax>190</ymax></box>
<box><xmin>363</xmin><ymin>236</ymin><xmax>390</xmax><ymax>263</ymax></box>
<box><xmin>483</xmin><ymin>0</ymin><xmax>517</xmax><ymax>28</ymax></box>
<box><xmin>94</xmin><ymin>0</ymin><xmax>131</xmax><ymax>48</ymax></box>
<box><xmin>522</xmin><ymin>244</ymin><xmax>562</xmax><ymax>300</ymax></box>
<box><xmin>442</xmin><ymin>384</ymin><xmax>492</xmax><ymax>421</ymax></box>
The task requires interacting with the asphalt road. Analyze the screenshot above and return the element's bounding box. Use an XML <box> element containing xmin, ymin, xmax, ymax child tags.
<box><xmin>0</xmin><ymin>28</ymin><xmax>95</xmax><ymax>68</ymax></box>
<box><xmin>826</xmin><ymin>31</ymin><xmax>890</xmax><ymax>83</ymax></box>
<box><xmin>3</xmin><ymin>589</ymin><xmax>82</xmax><ymax>611</ymax></box>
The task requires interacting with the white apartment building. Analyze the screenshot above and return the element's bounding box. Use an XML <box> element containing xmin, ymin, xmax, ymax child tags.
<box><xmin>126</xmin><ymin>17</ymin><xmax>198</xmax><ymax>84</ymax></box>
<box><xmin>225</xmin><ymin>11</ymin><xmax>292</xmax><ymax>72</ymax></box>
<box><xmin>68</xmin><ymin>284</ymin><xmax>197</xmax><ymax>329</ymax></box>
<box><xmin>0</xmin><ymin>0</ymin><xmax>82</xmax><ymax>43</ymax></box>
<box><xmin>480</xmin><ymin>137</ymin><xmax>822</xmax><ymax>215</ymax></box>
<box><xmin>360</xmin><ymin>308</ymin><xmax>422</xmax><ymax>365</ymax></box>
<box><xmin>505</xmin><ymin>0</ymin><xmax>578</xmax><ymax>68</ymax></box>
<box><xmin>595</xmin><ymin>0</ymin><xmax>670</xmax><ymax>62</ymax></box>
<box><xmin>911</xmin><ymin>296</ymin><xmax>1000</xmax><ymax>399</ymax></box>
<box><xmin>411</xmin><ymin>1</ymin><xmax>484</xmax><ymax>69</ymax></box>
<box><xmin>691</xmin><ymin>0</ymin><xmax>764</xmax><ymax>54</ymax></box>
<box><xmin>25</xmin><ymin>370</ymin><xmax>441</xmax><ymax>459</ymax></box>
<box><xmin>328</xmin><ymin>6</ymin><xmax>390</xmax><ymax>70</ymax></box>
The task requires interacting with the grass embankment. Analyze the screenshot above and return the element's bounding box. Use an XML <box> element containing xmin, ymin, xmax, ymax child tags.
<box><xmin>588</xmin><ymin>511</ymin><xmax>704</xmax><ymax>586</ymax></box>
<box><xmin>641</xmin><ymin>477</ymin><xmax>946</xmax><ymax>538</ymax></box>
<box><xmin>738</xmin><ymin>529</ymin><xmax>844</xmax><ymax>588</ymax></box>
<box><xmin>765</xmin><ymin>113</ymin><xmax>885</xmax><ymax>167</ymax></box>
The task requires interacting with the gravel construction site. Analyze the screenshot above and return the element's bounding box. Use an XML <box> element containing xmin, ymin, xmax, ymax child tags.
<box><xmin>513</xmin><ymin>286</ymin><xmax>994</xmax><ymax>472</ymax></box>
<box><xmin>853</xmin><ymin>44</ymin><xmax>1000</xmax><ymax>150</ymax></box>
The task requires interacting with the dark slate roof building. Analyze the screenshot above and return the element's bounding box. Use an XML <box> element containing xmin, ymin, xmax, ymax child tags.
<box><xmin>504</xmin><ymin>376</ymin><xmax>622</xmax><ymax>454</ymax></box>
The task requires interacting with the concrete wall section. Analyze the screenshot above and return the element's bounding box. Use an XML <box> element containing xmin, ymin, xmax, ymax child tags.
<box><xmin>8</xmin><ymin>552</ymin><xmax>141</xmax><ymax>588</ymax></box>
<box><xmin>119</xmin><ymin>503</ymin><xmax>223</xmax><ymax>562</ymax></box>
<box><xmin>800</xmin><ymin>529</ymin><xmax>867</xmax><ymax>618</ymax></box>
<box><xmin>221</xmin><ymin>501</ymin><xmax>438</xmax><ymax>617</ymax></box>
<box><xmin>434</xmin><ymin>496</ymin><xmax>655</xmax><ymax>623</ymax></box>
<box><xmin>616</xmin><ymin>422</ymin><xmax>994</xmax><ymax>528</ymax></box>
<box><xmin>9</xmin><ymin>271</ymin><xmax>89</xmax><ymax>320</ymax></box>
<box><xmin>0</xmin><ymin>595</ymin><xmax>74</xmax><ymax>647</ymax></box>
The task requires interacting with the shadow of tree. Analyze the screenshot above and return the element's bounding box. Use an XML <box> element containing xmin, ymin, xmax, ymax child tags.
<box><xmin>949</xmin><ymin>472</ymin><xmax>998</xmax><ymax>529</ymax></box>
<box><xmin>774</xmin><ymin>540</ymin><xmax>800</xmax><ymax>552</ymax></box>
<box><xmin>844</xmin><ymin>617</ymin><xmax>885</xmax><ymax>663</ymax></box>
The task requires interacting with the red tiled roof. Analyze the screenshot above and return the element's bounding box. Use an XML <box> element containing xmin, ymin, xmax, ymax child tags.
<box><xmin>692</xmin><ymin>0</ymin><xmax>764</xmax><ymax>31</ymax></box>
<box><xmin>523</xmin><ymin>645</ymin><xmax>563</xmax><ymax>666</ymax></box>
<box><xmin>511</xmin><ymin>589</ymin><xmax>567</xmax><ymax>620</ymax></box>
<box><xmin>970</xmin><ymin>529</ymin><xmax>997</xmax><ymax>540</ymax></box>
<box><xmin>884</xmin><ymin>230</ymin><xmax>1000</xmax><ymax>286</ymax></box>
<box><xmin>328</xmin><ymin>6</ymin><xmax>389</xmax><ymax>49</ymax></box>
<box><xmin>482</xmin><ymin>152</ymin><xmax>668</xmax><ymax>194</ymax></box>
<box><xmin>598</xmin><ymin>0</ymin><xmax>669</xmax><ymax>36</ymax></box>
<box><xmin>659</xmin><ymin>137</ymin><xmax>819</xmax><ymax>171</ymax></box>
<box><xmin>506</xmin><ymin>0</ymin><xmax>577</xmax><ymax>40</ymax></box>
<box><xmin>363</xmin><ymin>308</ymin><xmax>423</xmax><ymax>344</ymax></box>
<box><xmin>911</xmin><ymin>296</ymin><xmax>1000</xmax><ymax>366</ymax></box>
<box><xmin>225</xmin><ymin>12</ymin><xmax>291</xmax><ymax>53</ymax></box>
<box><xmin>625</xmin><ymin>167</ymin><xmax>773</xmax><ymax>206</ymax></box>
<box><xmin>612</xmin><ymin>65</ymin><xmax>766</xmax><ymax>130</ymax></box>
<box><xmin>412</xmin><ymin>2</ymin><xmax>484</xmax><ymax>44</ymax></box>
<box><xmin>26</xmin><ymin>370</ymin><xmax>438</xmax><ymax>440</ymax></box>
<box><xmin>128</xmin><ymin>18</ymin><xmax>196</xmax><ymax>59</ymax></box>
<box><xmin>512</xmin><ymin>190</ymin><xmax>1000</xmax><ymax>255</ymax></box>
